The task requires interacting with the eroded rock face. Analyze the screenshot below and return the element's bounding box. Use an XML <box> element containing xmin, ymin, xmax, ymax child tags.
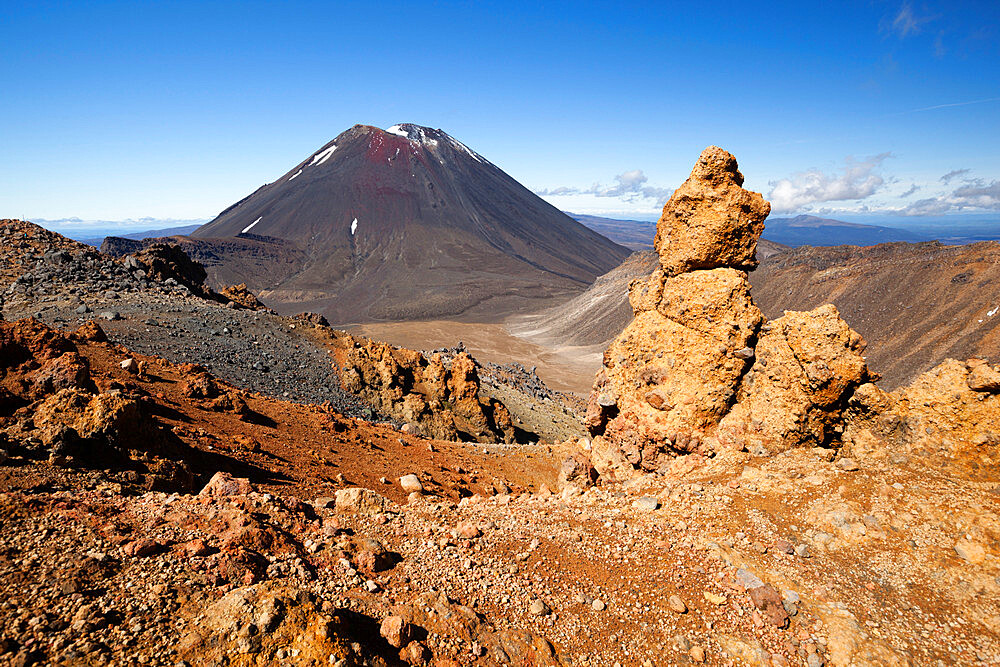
<box><xmin>132</xmin><ymin>243</ymin><xmax>209</xmax><ymax>295</ymax></box>
<box><xmin>0</xmin><ymin>318</ymin><xmax>206</xmax><ymax>489</ymax></box>
<box><xmin>219</xmin><ymin>282</ymin><xmax>267</xmax><ymax>310</ymax></box>
<box><xmin>332</xmin><ymin>332</ymin><xmax>520</xmax><ymax>443</ymax></box>
<box><xmin>845</xmin><ymin>358</ymin><xmax>1000</xmax><ymax>479</ymax></box>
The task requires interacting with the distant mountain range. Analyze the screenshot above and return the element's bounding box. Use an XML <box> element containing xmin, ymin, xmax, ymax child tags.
<box><xmin>762</xmin><ymin>215</ymin><xmax>928</xmax><ymax>246</ymax></box>
<box><xmin>573</xmin><ymin>212</ymin><xmax>999</xmax><ymax>248</ymax></box>
<box><xmin>80</xmin><ymin>223</ymin><xmax>202</xmax><ymax>247</ymax></box>
<box><xmin>569</xmin><ymin>214</ymin><xmax>657</xmax><ymax>251</ymax></box>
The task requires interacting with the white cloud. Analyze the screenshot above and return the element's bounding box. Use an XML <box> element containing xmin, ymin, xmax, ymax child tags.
<box><xmin>952</xmin><ymin>179</ymin><xmax>1000</xmax><ymax>207</ymax></box>
<box><xmin>535</xmin><ymin>169</ymin><xmax>672</xmax><ymax>203</ymax></box>
<box><xmin>939</xmin><ymin>168</ymin><xmax>970</xmax><ymax>183</ymax></box>
<box><xmin>897</xmin><ymin>178</ymin><xmax>1000</xmax><ymax>215</ymax></box>
<box><xmin>767</xmin><ymin>153</ymin><xmax>892</xmax><ymax>213</ymax></box>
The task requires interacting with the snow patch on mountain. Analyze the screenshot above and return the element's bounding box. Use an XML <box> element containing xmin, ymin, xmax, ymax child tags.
<box><xmin>242</xmin><ymin>216</ymin><xmax>262</xmax><ymax>234</ymax></box>
<box><xmin>310</xmin><ymin>145</ymin><xmax>337</xmax><ymax>166</ymax></box>
<box><xmin>387</xmin><ymin>124</ymin><xmax>439</xmax><ymax>147</ymax></box>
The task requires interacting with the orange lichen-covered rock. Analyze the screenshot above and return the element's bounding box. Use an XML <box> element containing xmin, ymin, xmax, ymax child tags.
<box><xmin>219</xmin><ymin>283</ymin><xmax>266</xmax><ymax>310</ymax></box>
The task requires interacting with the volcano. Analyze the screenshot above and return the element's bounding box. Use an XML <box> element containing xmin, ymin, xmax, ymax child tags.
<box><xmin>193</xmin><ymin>124</ymin><xmax>630</xmax><ymax>323</ymax></box>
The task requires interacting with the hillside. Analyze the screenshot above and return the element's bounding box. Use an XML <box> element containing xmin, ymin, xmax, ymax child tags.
<box><xmin>508</xmin><ymin>251</ymin><xmax>659</xmax><ymax>347</ymax></box>
<box><xmin>511</xmin><ymin>239</ymin><xmax>1000</xmax><ymax>389</ymax></box>
<box><xmin>570</xmin><ymin>214</ymin><xmax>658</xmax><ymax>250</ymax></box>
<box><xmin>192</xmin><ymin>124</ymin><xmax>630</xmax><ymax>323</ymax></box>
<box><xmin>751</xmin><ymin>240</ymin><xmax>1000</xmax><ymax>388</ymax></box>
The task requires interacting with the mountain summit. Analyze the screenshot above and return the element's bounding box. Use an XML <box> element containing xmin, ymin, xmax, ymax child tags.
<box><xmin>193</xmin><ymin>124</ymin><xmax>629</xmax><ymax>322</ymax></box>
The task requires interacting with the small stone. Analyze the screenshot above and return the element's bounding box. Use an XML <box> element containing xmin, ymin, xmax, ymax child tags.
<box><xmin>794</xmin><ymin>544</ymin><xmax>811</xmax><ymax>558</ymax></box>
<box><xmin>184</xmin><ymin>539</ymin><xmax>213</xmax><ymax>558</ymax></box>
<box><xmin>99</xmin><ymin>311</ymin><xmax>120</xmax><ymax>321</ymax></box>
<box><xmin>633</xmin><ymin>496</ymin><xmax>659</xmax><ymax>511</ymax></box>
<box><xmin>363</xmin><ymin>580</ymin><xmax>380</xmax><ymax>593</ymax></box>
<box><xmin>379</xmin><ymin>615</ymin><xmax>412</xmax><ymax>648</ymax></box>
<box><xmin>703</xmin><ymin>592</ymin><xmax>727</xmax><ymax>605</ymax></box>
<box><xmin>835</xmin><ymin>458</ymin><xmax>859</xmax><ymax>471</ymax></box>
<box><xmin>199</xmin><ymin>471</ymin><xmax>253</xmax><ymax>497</ymax></box>
<box><xmin>748</xmin><ymin>584</ymin><xmax>790</xmax><ymax>628</ymax></box>
<box><xmin>334</xmin><ymin>487</ymin><xmax>389</xmax><ymax>513</ymax></box>
<box><xmin>689</xmin><ymin>646</ymin><xmax>706</xmax><ymax>663</ymax></box>
<box><xmin>399</xmin><ymin>474</ymin><xmax>423</xmax><ymax>493</ymax></box>
<box><xmin>120</xmin><ymin>358</ymin><xmax>138</xmax><ymax>373</ymax></box>
<box><xmin>529</xmin><ymin>600</ymin><xmax>550</xmax><ymax>616</ymax></box>
<box><xmin>774</xmin><ymin>538</ymin><xmax>794</xmax><ymax>554</ymax></box>
<box><xmin>668</xmin><ymin>595</ymin><xmax>687</xmax><ymax>614</ymax></box>
<box><xmin>591</xmin><ymin>599</ymin><xmax>606</xmax><ymax>611</ymax></box>
<box><xmin>735</xmin><ymin>567</ymin><xmax>764</xmax><ymax>590</ymax></box>
<box><xmin>59</xmin><ymin>578</ymin><xmax>83</xmax><ymax>595</ymax></box>
<box><xmin>455</xmin><ymin>521</ymin><xmax>481</xmax><ymax>539</ymax></box>
<box><xmin>123</xmin><ymin>539</ymin><xmax>157</xmax><ymax>558</ymax></box>
<box><xmin>954</xmin><ymin>539</ymin><xmax>986</xmax><ymax>564</ymax></box>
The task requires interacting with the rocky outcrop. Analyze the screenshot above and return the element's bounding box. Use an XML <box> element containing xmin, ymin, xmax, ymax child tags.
<box><xmin>717</xmin><ymin>304</ymin><xmax>874</xmax><ymax>455</ymax></box>
<box><xmin>98</xmin><ymin>236</ymin><xmax>144</xmax><ymax>257</ymax></box>
<box><xmin>219</xmin><ymin>282</ymin><xmax>267</xmax><ymax>310</ymax></box>
<box><xmin>587</xmin><ymin>146</ymin><xmax>998</xmax><ymax>479</ymax></box>
<box><xmin>844</xmin><ymin>358</ymin><xmax>1000</xmax><ymax>479</ymax></box>
<box><xmin>131</xmin><ymin>243</ymin><xmax>210</xmax><ymax>295</ymax></box>
<box><xmin>0</xmin><ymin>318</ymin><xmax>199</xmax><ymax>489</ymax></box>
<box><xmin>586</xmin><ymin>147</ymin><xmax>771</xmax><ymax>474</ymax></box>
<box><xmin>331</xmin><ymin>332</ymin><xmax>521</xmax><ymax>443</ymax></box>
<box><xmin>1</xmin><ymin>318</ymin><xmax>95</xmax><ymax>410</ymax></box>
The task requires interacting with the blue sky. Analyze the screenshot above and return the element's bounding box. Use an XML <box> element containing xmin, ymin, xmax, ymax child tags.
<box><xmin>2</xmin><ymin>0</ymin><xmax>998</xmax><ymax>227</ymax></box>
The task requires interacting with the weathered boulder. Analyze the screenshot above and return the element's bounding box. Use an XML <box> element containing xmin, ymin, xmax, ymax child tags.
<box><xmin>179</xmin><ymin>363</ymin><xmax>219</xmax><ymax>399</ymax></box>
<box><xmin>717</xmin><ymin>305</ymin><xmax>873</xmax><ymax>454</ymax></box>
<box><xmin>334</xmin><ymin>487</ymin><xmax>391</xmax><ymax>514</ymax></box>
<box><xmin>200</xmin><ymin>471</ymin><xmax>253</xmax><ymax>497</ymax></box>
<box><xmin>653</xmin><ymin>146</ymin><xmax>770</xmax><ymax>276</ymax></box>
